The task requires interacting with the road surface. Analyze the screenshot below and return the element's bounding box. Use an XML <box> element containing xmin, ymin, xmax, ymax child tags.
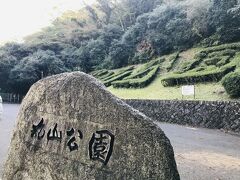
<box><xmin>0</xmin><ymin>104</ymin><xmax>240</xmax><ymax>180</ymax></box>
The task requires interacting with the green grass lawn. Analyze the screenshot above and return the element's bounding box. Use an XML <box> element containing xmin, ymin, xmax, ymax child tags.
<box><xmin>108</xmin><ymin>74</ymin><xmax>235</xmax><ymax>101</ymax></box>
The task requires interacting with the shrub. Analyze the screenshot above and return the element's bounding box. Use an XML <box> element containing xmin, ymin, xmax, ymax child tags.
<box><xmin>204</xmin><ymin>57</ymin><xmax>221</xmax><ymax>65</ymax></box>
<box><xmin>181</xmin><ymin>57</ymin><xmax>203</xmax><ymax>72</ymax></box>
<box><xmin>216</xmin><ymin>56</ymin><xmax>231</xmax><ymax>67</ymax></box>
<box><xmin>98</xmin><ymin>71</ymin><xmax>114</xmax><ymax>80</ymax></box>
<box><xmin>134</xmin><ymin>59</ymin><xmax>160</xmax><ymax>74</ymax></box>
<box><xmin>222</xmin><ymin>70</ymin><xmax>240</xmax><ymax>97</ymax></box>
<box><xmin>200</xmin><ymin>42</ymin><xmax>240</xmax><ymax>54</ymax></box>
<box><xmin>124</xmin><ymin>67</ymin><xmax>152</xmax><ymax>80</ymax></box>
<box><xmin>101</xmin><ymin>66</ymin><xmax>134</xmax><ymax>81</ymax></box>
<box><xmin>161</xmin><ymin>63</ymin><xmax>236</xmax><ymax>87</ymax></box>
<box><xmin>103</xmin><ymin>70</ymin><xmax>133</xmax><ymax>87</ymax></box>
<box><xmin>208</xmin><ymin>49</ymin><xmax>236</xmax><ymax>58</ymax></box>
<box><xmin>166</xmin><ymin>52</ymin><xmax>180</xmax><ymax>72</ymax></box>
<box><xmin>91</xmin><ymin>69</ymin><xmax>108</xmax><ymax>77</ymax></box>
<box><xmin>112</xmin><ymin>65</ymin><xmax>159</xmax><ymax>88</ymax></box>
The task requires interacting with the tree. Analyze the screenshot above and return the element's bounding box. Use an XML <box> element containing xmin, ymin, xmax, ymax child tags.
<box><xmin>9</xmin><ymin>50</ymin><xmax>68</xmax><ymax>94</ymax></box>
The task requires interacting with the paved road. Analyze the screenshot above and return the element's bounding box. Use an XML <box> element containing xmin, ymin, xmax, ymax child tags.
<box><xmin>0</xmin><ymin>103</ymin><xmax>19</xmax><ymax>176</ymax></box>
<box><xmin>0</xmin><ymin>104</ymin><xmax>240</xmax><ymax>180</ymax></box>
<box><xmin>157</xmin><ymin>122</ymin><xmax>240</xmax><ymax>180</ymax></box>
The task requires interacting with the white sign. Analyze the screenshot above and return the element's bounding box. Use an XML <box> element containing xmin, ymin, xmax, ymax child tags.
<box><xmin>181</xmin><ymin>85</ymin><xmax>195</xmax><ymax>96</ymax></box>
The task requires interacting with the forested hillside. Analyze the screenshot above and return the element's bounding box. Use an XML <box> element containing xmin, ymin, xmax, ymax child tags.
<box><xmin>0</xmin><ymin>0</ymin><xmax>240</xmax><ymax>95</ymax></box>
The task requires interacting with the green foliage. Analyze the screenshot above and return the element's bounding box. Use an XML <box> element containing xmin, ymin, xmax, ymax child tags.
<box><xmin>204</xmin><ymin>57</ymin><xmax>221</xmax><ymax>65</ymax></box>
<box><xmin>216</xmin><ymin>56</ymin><xmax>231</xmax><ymax>67</ymax></box>
<box><xmin>208</xmin><ymin>49</ymin><xmax>236</xmax><ymax>58</ymax></box>
<box><xmin>91</xmin><ymin>69</ymin><xmax>109</xmax><ymax>77</ymax></box>
<box><xmin>103</xmin><ymin>70</ymin><xmax>133</xmax><ymax>87</ymax></box>
<box><xmin>1</xmin><ymin>0</ymin><xmax>240</xmax><ymax>94</ymax></box>
<box><xmin>101</xmin><ymin>66</ymin><xmax>134</xmax><ymax>81</ymax></box>
<box><xmin>222</xmin><ymin>70</ymin><xmax>240</xmax><ymax>97</ymax></box>
<box><xmin>98</xmin><ymin>71</ymin><xmax>114</xmax><ymax>80</ymax></box>
<box><xmin>161</xmin><ymin>63</ymin><xmax>236</xmax><ymax>87</ymax></box>
<box><xmin>166</xmin><ymin>52</ymin><xmax>180</xmax><ymax>72</ymax></box>
<box><xmin>112</xmin><ymin>65</ymin><xmax>159</xmax><ymax>88</ymax></box>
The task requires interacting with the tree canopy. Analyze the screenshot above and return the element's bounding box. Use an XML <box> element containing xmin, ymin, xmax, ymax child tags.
<box><xmin>0</xmin><ymin>0</ymin><xmax>240</xmax><ymax>94</ymax></box>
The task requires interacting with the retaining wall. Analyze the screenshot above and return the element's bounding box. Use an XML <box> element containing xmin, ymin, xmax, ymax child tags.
<box><xmin>125</xmin><ymin>99</ymin><xmax>240</xmax><ymax>134</ymax></box>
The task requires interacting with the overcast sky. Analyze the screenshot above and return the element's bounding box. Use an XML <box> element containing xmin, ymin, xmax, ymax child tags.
<box><xmin>0</xmin><ymin>0</ymin><xmax>95</xmax><ymax>45</ymax></box>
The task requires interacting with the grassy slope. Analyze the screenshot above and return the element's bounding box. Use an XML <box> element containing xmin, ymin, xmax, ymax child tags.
<box><xmin>107</xmin><ymin>47</ymin><xmax>240</xmax><ymax>101</ymax></box>
<box><xmin>108</xmin><ymin>74</ymin><xmax>230</xmax><ymax>101</ymax></box>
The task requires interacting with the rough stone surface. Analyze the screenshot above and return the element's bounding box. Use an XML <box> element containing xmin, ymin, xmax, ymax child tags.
<box><xmin>3</xmin><ymin>72</ymin><xmax>179</xmax><ymax>180</ymax></box>
<box><xmin>126</xmin><ymin>99</ymin><xmax>240</xmax><ymax>134</ymax></box>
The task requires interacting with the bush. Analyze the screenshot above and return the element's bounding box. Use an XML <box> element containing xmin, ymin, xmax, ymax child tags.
<box><xmin>216</xmin><ymin>56</ymin><xmax>231</xmax><ymax>67</ymax></box>
<box><xmin>112</xmin><ymin>65</ymin><xmax>159</xmax><ymax>88</ymax></box>
<box><xmin>208</xmin><ymin>49</ymin><xmax>236</xmax><ymax>58</ymax></box>
<box><xmin>166</xmin><ymin>52</ymin><xmax>180</xmax><ymax>72</ymax></box>
<box><xmin>103</xmin><ymin>70</ymin><xmax>133</xmax><ymax>87</ymax></box>
<box><xmin>101</xmin><ymin>66</ymin><xmax>134</xmax><ymax>81</ymax></box>
<box><xmin>98</xmin><ymin>71</ymin><xmax>114</xmax><ymax>80</ymax></box>
<box><xmin>124</xmin><ymin>67</ymin><xmax>152</xmax><ymax>80</ymax></box>
<box><xmin>91</xmin><ymin>69</ymin><xmax>108</xmax><ymax>77</ymax></box>
<box><xmin>161</xmin><ymin>63</ymin><xmax>236</xmax><ymax>87</ymax></box>
<box><xmin>204</xmin><ymin>57</ymin><xmax>221</xmax><ymax>65</ymax></box>
<box><xmin>222</xmin><ymin>70</ymin><xmax>240</xmax><ymax>97</ymax></box>
<box><xmin>200</xmin><ymin>42</ymin><xmax>240</xmax><ymax>54</ymax></box>
<box><xmin>133</xmin><ymin>59</ymin><xmax>160</xmax><ymax>74</ymax></box>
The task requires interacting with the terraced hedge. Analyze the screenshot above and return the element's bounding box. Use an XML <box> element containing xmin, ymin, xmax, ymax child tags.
<box><xmin>161</xmin><ymin>63</ymin><xmax>236</xmax><ymax>87</ymax></box>
<box><xmin>91</xmin><ymin>69</ymin><xmax>108</xmax><ymax>77</ymax></box>
<box><xmin>201</xmin><ymin>42</ymin><xmax>240</xmax><ymax>54</ymax></box>
<box><xmin>112</xmin><ymin>66</ymin><xmax>159</xmax><ymax>88</ymax></box>
<box><xmin>101</xmin><ymin>66</ymin><xmax>134</xmax><ymax>81</ymax></box>
<box><xmin>103</xmin><ymin>70</ymin><xmax>133</xmax><ymax>87</ymax></box>
<box><xmin>166</xmin><ymin>52</ymin><xmax>180</xmax><ymax>72</ymax></box>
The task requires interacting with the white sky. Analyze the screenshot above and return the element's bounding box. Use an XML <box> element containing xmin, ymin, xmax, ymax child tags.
<box><xmin>0</xmin><ymin>0</ymin><xmax>96</xmax><ymax>45</ymax></box>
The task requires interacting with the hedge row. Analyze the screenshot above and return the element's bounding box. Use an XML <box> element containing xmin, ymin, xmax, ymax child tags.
<box><xmin>166</xmin><ymin>52</ymin><xmax>180</xmax><ymax>72</ymax></box>
<box><xmin>134</xmin><ymin>59</ymin><xmax>160</xmax><ymax>74</ymax></box>
<box><xmin>208</xmin><ymin>49</ymin><xmax>236</xmax><ymax>58</ymax></box>
<box><xmin>216</xmin><ymin>56</ymin><xmax>231</xmax><ymax>67</ymax></box>
<box><xmin>98</xmin><ymin>71</ymin><xmax>114</xmax><ymax>80</ymax></box>
<box><xmin>161</xmin><ymin>63</ymin><xmax>236</xmax><ymax>87</ymax></box>
<box><xmin>103</xmin><ymin>70</ymin><xmax>133</xmax><ymax>87</ymax></box>
<box><xmin>222</xmin><ymin>70</ymin><xmax>240</xmax><ymax>97</ymax></box>
<box><xmin>91</xmin><ymin>69</ymin><xmax>108</xmax><ymax>77</ymax></box>
<box><xmin>204</xmin><ymin>57</ymin><xmax>221</xmax><ymax>65</ymax></box>
<box><xmin>201</xmin><ymin>42</ymin><xmax>240</xmax><ymax>54</ymax></box>
<box><xmin>112</xmin><ymin>66</ymin><xmax>159</xmax><ymax>88</ymax></box>
<box><xmin>101</xmin><ymin>66</ymin><xmax>134</xmax><ymax>81</ymax></box>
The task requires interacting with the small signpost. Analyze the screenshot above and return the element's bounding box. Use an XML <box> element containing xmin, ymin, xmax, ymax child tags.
<box><xmin>181</xmin><ymin>85</ymin><xmax>195</xmax><ymax>99</ymax></box>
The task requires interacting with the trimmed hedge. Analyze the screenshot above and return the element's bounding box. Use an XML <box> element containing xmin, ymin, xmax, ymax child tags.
<box><xmin>99</xmin><ymin>71</ymin><xmax>114</xmax><ymax>80</ymax></box>
<box><xmin>201</xmin><ymin>42</ymin><xmax>240</xmax><ymax>54</ymax></box>
<box><xmin>161</xmin><ymin>63</ymin><xmax>236</xmax><ymax>87</ymax></box>
<box><xmin>134</xmin><ymin>59</ymin><xmax>160</xmax><ymax>74</ymax></box>
<box><xmin>112</xmin><ymin>66</ymin><xmax>159</xmax><ymax>88</ymax></box>
<box><xmin>101</xmin><ymin>66</ymin><xmax>134</xmax><ymax>81</ymax></box>
<box><xmin>124</xmin><ymin>67</ymin><xmax>152</xmax><ymax>80</ymax></box>
<box><xmin>204</xmin><ymin>57</ymin><xmax>221</xmax><ymax>65</ymax></box>
<box><xmin>208</xmin><ymin>49</ymin><xmax>236</xmax><ymax>58</ymax></box>
<box><xmin>91</xmin><ymin>69</ymin><xmax>108</xmax><ymax>77</ymax></box>
<box><xmin>222</xmin><ymin>70</ymin><xmax>240</xmax><ymax>97</ymax></box>
<box><xmin>103</xmin><ymin>70</ymin><xmax>133</xmax><ymax>87</ymax></box>
<box><xmin>166</xmin><ymin>52</ymin><xmax>180</xmax><ymax>72</ymax></box>
<box><xmin>216</xmin><ymin>56</ymin><xmax>231</xmax><ymax>67</ymax></box>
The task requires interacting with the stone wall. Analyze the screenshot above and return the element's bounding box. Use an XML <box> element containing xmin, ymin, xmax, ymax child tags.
<box><xmin>125</xmin><ymin>99</ymin><xmax>240</xmax><ymax>134</ymax></box>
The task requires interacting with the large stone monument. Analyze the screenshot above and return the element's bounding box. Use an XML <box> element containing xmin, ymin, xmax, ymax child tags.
<box><xmin>3</xmin><ymin>72</ymin><xmax>180</xmax><ymax>180</ymax></box>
